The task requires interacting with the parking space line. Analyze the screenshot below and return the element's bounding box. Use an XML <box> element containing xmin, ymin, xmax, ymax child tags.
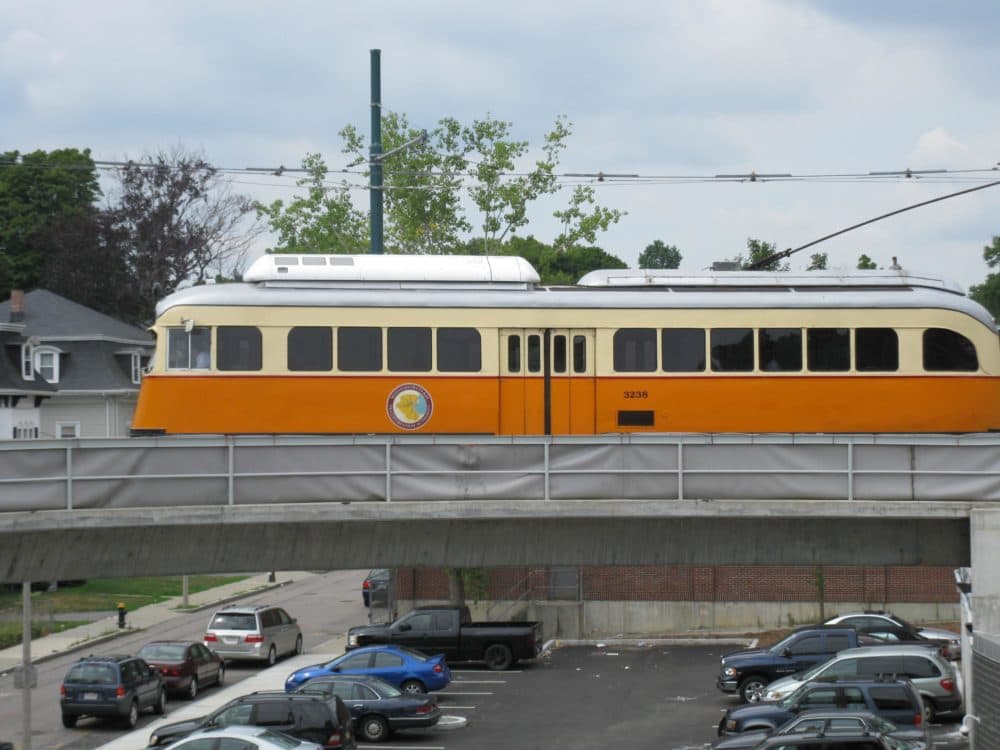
<box><xmin>452</xmin><ymin>669</ymin><xmax>522</xmax><ymax>674</ymax></box>
<box><xmin>359</xmin><ymin>745</ymin><xmax>446</xmax><ymax>750</ymax></box>
<box><xmin>440</xmin><ymin>705</ymin><xmax>477</xmax><ymax>709</ymax></box>
<box><xmin>439</xmin><ymin>690</ymin><xmax>494</xmax><ymax>695</ymax></box>
<box><xmin>451</xmin><ymin>679</ymin><xmax>506</xmax><ymax>684</ymax></box>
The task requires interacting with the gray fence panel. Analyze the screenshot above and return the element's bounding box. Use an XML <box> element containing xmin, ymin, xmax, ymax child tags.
<box><xmin>389</xmin><ymin>444</ymin><xmax>545</xmax><ymax>501</ymax></box>
<box><xmin>234</xmin><ymin>444</ymin><xmax>387</xmax><ymax>503</ymax></box>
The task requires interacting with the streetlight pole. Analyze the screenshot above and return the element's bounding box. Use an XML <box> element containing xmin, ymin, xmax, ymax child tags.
<box><xmin>369</xmin><ymin>49</ymin><xmax>384</xmax><ymax>255</ymax></box>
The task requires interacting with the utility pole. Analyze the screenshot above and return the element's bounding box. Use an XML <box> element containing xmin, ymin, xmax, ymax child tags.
<box><xmin>369</xmin><ymin>49</ymin><xmax>384</xmax><ymax>254</ymax></box>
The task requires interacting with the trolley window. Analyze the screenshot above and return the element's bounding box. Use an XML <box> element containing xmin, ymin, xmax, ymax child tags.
<box><xmin>614</xmin><ymin>329</ymin><xmax>656</xmax><ymax>372</ymax></box>
<box><xmin>759</xmin><ymin>328</ymin><xmax>802</xmax><ymax>372</ymax></box>
<box><xmin>553</xmin><ymin>334</ymin><xmax>567</xmax><ymax>374</ymax></box>
<box><xmin>388</xmin><ymin>327</ymin><xmax>431</xmax><ymax>372</ymax></box>
<box><xmin>923</xmin><ymin>328</ymin><xmax>978</xmax><ymax>371</ymax></box>
<box><xmin>573</xmin><ymin>335</ymin><xmax>587</xmax><ymax>373</ymax></box>
<box><xmin>507</xmin><ymin>335</ymin><xmax>521</xmax><ymax>373</ymax></box>
<box><xmin>217</xmin><ymin>326</ymin><xmax>261</xmax><ymax>371</ymax></box>
<box><xmin>807</xmin><ymin>328</ymin><xmax>850</xmax><ymax>372</ymax></box>
<box><xmin>437</xmin><ymin>328</ymin><xmax>481</xmax><ymax>372</ymax></box>
<box><xmin>168</xmin><ymin>327</ymin><xmax>211</xmax><ymax>370</ymax></box>
<box><xmin>527</xmin><ymin>334</ymin><xmax>542</xmax><ymax>373</ymax></box>
<box><xmin>662</xmin><ymin>328</ymin><xmax>705</xmax><ymax>372</ymax></box>
<box><xmin>338</xmin><ymin>327</ymin><xmax>382</xmax><ymax>371</ymax></box>
<box><xmin>288</xmin><ymin>327</ymin><xmax>333</xmax><ymax>371</ymax></box>
<box><xmin>711</xmin><ymin>328</ymin><xmax>754</xmax><ymax>372</ymax></box>
<box><xmin>856</xmin><ymin>328</ymin><xmax>898</xmax><ymax>371</ymax></box>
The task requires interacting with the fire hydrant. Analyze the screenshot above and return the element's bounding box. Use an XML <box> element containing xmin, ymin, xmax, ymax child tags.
<box><xmin>117</xmin><ymin>602</ymin><xmax>127</xmax><ymax>629</ymax></box>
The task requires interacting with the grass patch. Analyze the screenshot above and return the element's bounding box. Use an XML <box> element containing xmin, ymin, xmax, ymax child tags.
<box><xmin>0</xmin><ymin>620</ymin><xmax>90</xmax><ymax>650</ymax></box>
<box><xmin>0</xmin><ymin>575</ymin><xmax>248</xmax><ymax>616</ymax></box>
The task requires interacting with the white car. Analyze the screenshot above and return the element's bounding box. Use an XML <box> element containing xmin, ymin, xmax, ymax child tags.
<box><xmin>164</xmin><ymin>725</ymin><xmax>322</xmax><ymax>750</ymax></box>
<box><xmin>823</xmin><ymin>611</ymin><xmax>961</xmax><ymax>659</ymax></box>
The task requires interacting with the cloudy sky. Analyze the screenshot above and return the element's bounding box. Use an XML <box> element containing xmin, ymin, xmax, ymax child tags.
<box><xmin>2</xmin><ymin>0</ymin><xmax>999</xmax><ymax>288</ymax></box>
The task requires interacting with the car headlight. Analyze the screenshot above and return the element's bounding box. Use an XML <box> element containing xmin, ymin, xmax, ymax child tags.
<box><xmin>722</xmin><ymin>667</ymin><xmax>736</xmax><ymax>678</ymax></box>
<box><xmin>726</xmin><ymin>719</ymin><xmax>738</xmax><ymax>731</ymax></box>
<box><xmin>149</xmin><ymin>733</ymin><xmax>159</xmax><ymax>746</ymax></box>
<box><xmin>765</xmin><ymin>688</ymin><xmax>785</xmax><ymax>701</ymax></box>
<box><xmin>347</xmin><ymin>634</ymin><xmax>357</xmax><ymax>646</ymax></box>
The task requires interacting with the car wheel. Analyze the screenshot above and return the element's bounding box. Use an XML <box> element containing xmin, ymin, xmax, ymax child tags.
<box><xmin>267</xmin><ymin>645</ymin><xmax>277</xmax><ymax>667</ymax></box>
<box><xmin>360</xmin><ymin>714</ymin><xmax>390</xmax><ymax>742</ymax></box>
<box><xmin>738</xmin><ymin>676</ymin><xmax>768</xmax><ymax>704</ymax></box>
<box><xmin>294</xmin><ymin>635</ymin><xmax>303</xmax><ymax>655</ymax></box>
<box><xmin>400</xmin><ymin>679</ymin><xmax>426</xmax><ymax>695</ymax></box>
<box><xmin>154</xmin><ymin>688</ymin><xmax>166</xmax><ymax>715</ymax></box>
<box><xmin>922</xmin><ymin>697</ymin><xmax>937</xmax><ymax>724</ymax></box>
<box><xmin>187</xmin><ymin>676</ymin><xmax>198</xmax><ymax>700</ymax></box>
<box><xmin>484</xmin><ymin>643</ymin><xmax>514</xmax><ymax>671</ymax></box>
<box><xmin>216</xmin><ymin>664</ymin><xmax>225</xmax><ymax>687</ymax></box>
<box><xmin>124</xmin><ymin>700</ymin><xmax>139</xmax><ymax>729</ymax></box>
<box><xmin>61</xmin><ymin>713</ymin><xmax>78</xmax><ymax>728</ymax></box>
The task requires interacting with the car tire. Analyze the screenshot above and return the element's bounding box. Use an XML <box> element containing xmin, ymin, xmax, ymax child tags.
<box><xmin>294</xmin><ymin>635</ymin><xmax>303</xmax><ymax>655</ymax></box>
<box><xmin>267</xmin><ymin>645</ymin><xmax>277</xmax><ymax>667</ymax></box>
<box><xmin>61</xmin><ymin>713</ymin><xmax>78</xmax><ymax>728</ymax></box>
<box><xmin>922</xmin><ymin>697</ymin><xmax>937</xmax><ymax>724</ymax></box>
<box><xmin>154</xmin><ymin>688</ymin><xmax>166</xmax><ymax>715</ymax></box>
<box><xmin>187</xmin><ymin>676</ymin><xmax>198</xmax><ymax>700</ymax></box>
<box><xmin>400</xmin><ymin>679</ymin><xmax>426</xmax><ymax>695</ymax></box>
<box><xmin>484</xmin><ymin>643</ymin><xmax>514</xmax><ymax>671</ymax></box>
<box><xmin>360</xmin><ymin>714</ymin><xmax>390</xmax><ymax>742</ymax></box>
<box><xmin>216</xmin><ymin>664</ymin><xmax>225</xmax><ymax>688</ymax></box>
<box><xmin>124</xmin><ymin>700</ymin><xmax>139</xmax><ymax>729</ymax></box>
<box><xmin>738</xmin><ymin>676</ymin><xmax>768</xmax><ymax>704</ymax></box>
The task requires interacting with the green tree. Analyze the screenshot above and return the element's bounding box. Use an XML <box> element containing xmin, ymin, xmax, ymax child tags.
<box><xmin>856</xmin><ymin>254</ymin><xmax>878</xmax><ymax>270</ymax></box>
<box><xmin>638</xmin><ymin>240</ymin><xmax>682</xmax><ymax>269</ymax></box>
<box><xmin>0</xmin><ymin>149</ymin><xmax>101</xmax><ymax>296</ymax></box>
<box><xmin>256</xmin><ymin>152</ymin><xmax>367</xmax><ymax>254</ymax></box>
<box><xmin>738</xmin><ymin>238</ymin><xmax>790</xmax><ymax>271</ymax></box>
<box><xmin>807</xmin><ymin>252</ymin><xmax>828</xmax><ymax>271</ymax></box>
<box><xmin>969</xmin><ymin>235</ymin><xmax>1000</xmax><ymax>319</ymax></box>
<box><xmin>552</xmin><ymin>185</ymin><xmax>626</xmax><ymax>253</ymax></box>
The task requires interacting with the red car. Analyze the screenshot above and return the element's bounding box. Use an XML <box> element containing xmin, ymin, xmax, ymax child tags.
<box><xmin>137</xmin><ymin>641</ymin><xmax>225</xmax><ymax>699</ymax></box>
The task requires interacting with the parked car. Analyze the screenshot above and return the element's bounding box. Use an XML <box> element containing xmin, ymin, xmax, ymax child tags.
<box><xmin>824</xmin><ymin>611</ymin><xmax>961</xmax><ymax>660</ymax></box>
<box><xmin>203</xmin><ymin>604</ymin><xmax>303</xmax><ymax>665</ymax></box>
<box><xmin>148</xmin><ymin>691</ymin><xmax>355</xmax><ymax>749</ymax></box>
<box><xmin>137</xmin><ymin>640</ymin><xmax>225</xmax><ymax>699</ymax></box>
<box><xmin>719</xmin><ymin>678</ymin><xmax>925</xmax><ymax>736</ymax></box>
<box><xmin>60</xmin><ymin>654</ymin><xmax>166</xmax><ymax>729</ymax></box>
<box><xmin>716</xmin><ymin>625</ymin><xmax>869</xmax><ymax>703</ymax></box>
<box><xmin>294</xmin><ymin>674</ymin><xmax>442</xmax><ymax>742</ymax></box>
<box><xmin>710</xmin><ymin>709</ymin><xmax>928</xmax><ymax>750</ymax></box>
<box><xmin>346</xmin><ymin>605</ymin><xmax>543</xmax><ymax>670</ymax></box>
<box><xmin>745</xmin><ymin>730</ymin><xmax>920</xmax><ymax>750</ymax></box>
<box><xmin>763</xmin><ymin>644</ymin><xmax>961</xmax><ymax>722</ymax></box>
<box><xmin>284</xmin><ymin>645</ymin><xmax>451</xmax><ymax>695</ymax></box>
<box><xmin>162</xmin><ymin>725</ymin><xmax>324</xmax><ymax>750</ymax></box>
<box><xmin>362</xmin><ymin>569</ymin><xmax>390</xmax><ymax>608</ymax></box>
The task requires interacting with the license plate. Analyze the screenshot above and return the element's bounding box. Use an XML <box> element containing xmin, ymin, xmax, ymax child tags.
<box><xmin>223</xmin><ymin>637</ymin><xmax>238</xmax><ymax>644</ymax></box>
<box><xmin>83</xmin><ymin>692</ymin><xmax>98</xmax><ymax>701</ymax></box>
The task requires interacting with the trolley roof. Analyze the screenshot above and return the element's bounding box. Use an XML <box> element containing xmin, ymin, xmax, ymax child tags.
<box><xmin>156</xmin><ymin>256</ymin><xmax>996</xmax><ymax>330</ymax></box>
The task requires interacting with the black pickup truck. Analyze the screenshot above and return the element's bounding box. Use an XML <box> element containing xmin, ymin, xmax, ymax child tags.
<box><xmin>346</xmin><ymin>606</ymin><xmax>543</xmax><ymax>671</ymax></box>
<box><xmin>716</xmin><ymin>625</ymin><xmax>873</xmax><ymax>703</ymax></box>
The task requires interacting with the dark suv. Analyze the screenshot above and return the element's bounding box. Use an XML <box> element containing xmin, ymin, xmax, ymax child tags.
<box><xmin>719</xmin><ymin>678</ymin><xmax>924</xmax><ymax>736</ymax></box>
<box><xmin>60</xmin><ymin>654</ymin><xmax>166</xmax><ymax>729</ymax></box>
<box><xmin>148</xmin><ymin>690</ymin><xmax>356</xmax><ymax>749</ymax></box>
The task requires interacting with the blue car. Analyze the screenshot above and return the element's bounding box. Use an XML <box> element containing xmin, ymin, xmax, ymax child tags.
<box><xmin>285</xmin><ymin>645</ymin><xmax>451</xmax><ymax>695</ymax></box>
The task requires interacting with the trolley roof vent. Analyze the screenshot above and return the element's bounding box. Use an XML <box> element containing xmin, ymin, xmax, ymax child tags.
<box><xmin>244</xmin><ymin>254</ymin><xmax>540</xmax><ymax>289</ymax></box>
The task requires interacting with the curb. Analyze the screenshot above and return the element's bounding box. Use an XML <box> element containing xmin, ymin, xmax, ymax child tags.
<box><xmin>12</xmin><ymin>578</ymin><xmax>292</xmax><ymax>667</ymax></box>
<box><xmin>540</xmin><ymin>636</ymin><xmax>754</xmax><ymax>655</ymax></box>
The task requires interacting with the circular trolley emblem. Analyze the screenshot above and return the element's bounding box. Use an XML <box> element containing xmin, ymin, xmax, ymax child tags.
<box><xmin>387</xmin><ymin>383</ymin><xmax>433</xmax><ymax>429</ymax></box>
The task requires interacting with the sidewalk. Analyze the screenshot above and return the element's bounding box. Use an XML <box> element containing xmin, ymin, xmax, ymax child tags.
<box><xmin>0</xmin><ymin>572</ymin><xmax>314</xmax><ymax>672</ymax></box>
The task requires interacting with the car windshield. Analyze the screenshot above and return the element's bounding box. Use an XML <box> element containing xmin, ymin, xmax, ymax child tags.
<box><xmin>778</xmin><ymin>682</ymin><xmax>812</xmax><ymax>709</ymax></box>
<box><xmin>210</xmin><ymin>613</ymin><xmax>257</xmax><ymax>630</ymax></box>
<box><xmin>258</xmin><ymin>729</ymin><xmax>304</xmax><ymax>748</ymax></box>
<box><xmin>884</xmin><ymin>736</ymin><xmax>918</xmax><ymax>750</ymax></box>
<box><xmin>139</xmin><ymin>644</ymin><xmax>187</xmax><ymax>661</ymax></box>
<box><xmin>792</xmin><ymin>659</ymin><xmax>831</xmax><ymax>683</ymax></box>
<box><xmin>871</xmin><ymin>715</ymin><xmax>898</xmax><ymax>733</ymax></box>
<box><xmin>768</xmin><ymin>633</ymin><xmax>798</xmax><ymax>652</ymax></box>
<box><xmin>65</xmin><ymin>663</ymin><xmax>117</xmax><ymax>685</ymax></box>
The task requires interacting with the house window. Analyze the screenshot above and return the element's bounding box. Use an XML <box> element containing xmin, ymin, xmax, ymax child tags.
<box><xmin>130</xmin><ymin>353</ymin><xmax>143</xmax><ymax>384</ymax></box>
<box><xmin>21</xmin><ymin>344</ymin><xmax>34</xmax><ymax>380</ymax></box>
<box><xmin>57</xmin><ymin>422</ymin><xmax>80</xmax><ymax>439</ymax></box>
<box><xmin>34</xmin><ymin>347</ymin><xmax>61</xmax><ymax>383</ymax></box>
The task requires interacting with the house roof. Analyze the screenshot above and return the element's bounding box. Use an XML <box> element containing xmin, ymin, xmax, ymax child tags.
<box><xmin>0</xmin><ymin>289</ymin><xmax>153</xmax><ymax>344</ymax></box>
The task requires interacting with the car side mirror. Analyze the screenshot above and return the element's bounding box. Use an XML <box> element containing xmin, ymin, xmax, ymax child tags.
<box><xmin>398</xmin><ymin>623</ymin><xmax>411</xmax><ymax>632</ymax></box>
<box><xmin>782</xmin><ymin>648</ymin><xmax>792</xmax><ymax>657</ymax></box>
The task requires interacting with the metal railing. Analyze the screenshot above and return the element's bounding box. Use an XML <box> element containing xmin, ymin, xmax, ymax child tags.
<box><xmin>1</xmin><ymin>433</ymin><xmax>998</xmax><ymax>512</ymax></box>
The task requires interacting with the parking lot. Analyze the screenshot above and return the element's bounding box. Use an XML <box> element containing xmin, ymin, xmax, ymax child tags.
<box><xmin>95</xmin><ymin>639</ymin><xmax>968</xmax><ymax>750</ymax></box>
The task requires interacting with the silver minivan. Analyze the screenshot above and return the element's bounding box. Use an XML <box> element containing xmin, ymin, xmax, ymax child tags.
<box><xmin>764</xmin><ymin>644</ymin><xmax>961</xmax><ymax>722</ymax></box>
<box><xmin>203</xmin><ymin>605</ymin><xmax>302</xmax><ymax>666</ymax></box>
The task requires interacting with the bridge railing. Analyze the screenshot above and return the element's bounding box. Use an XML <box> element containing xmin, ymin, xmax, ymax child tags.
<box><xmin>1</xmin><ymin>434</ymin><xmax>998</xmax><ymax>512</ymax></box>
